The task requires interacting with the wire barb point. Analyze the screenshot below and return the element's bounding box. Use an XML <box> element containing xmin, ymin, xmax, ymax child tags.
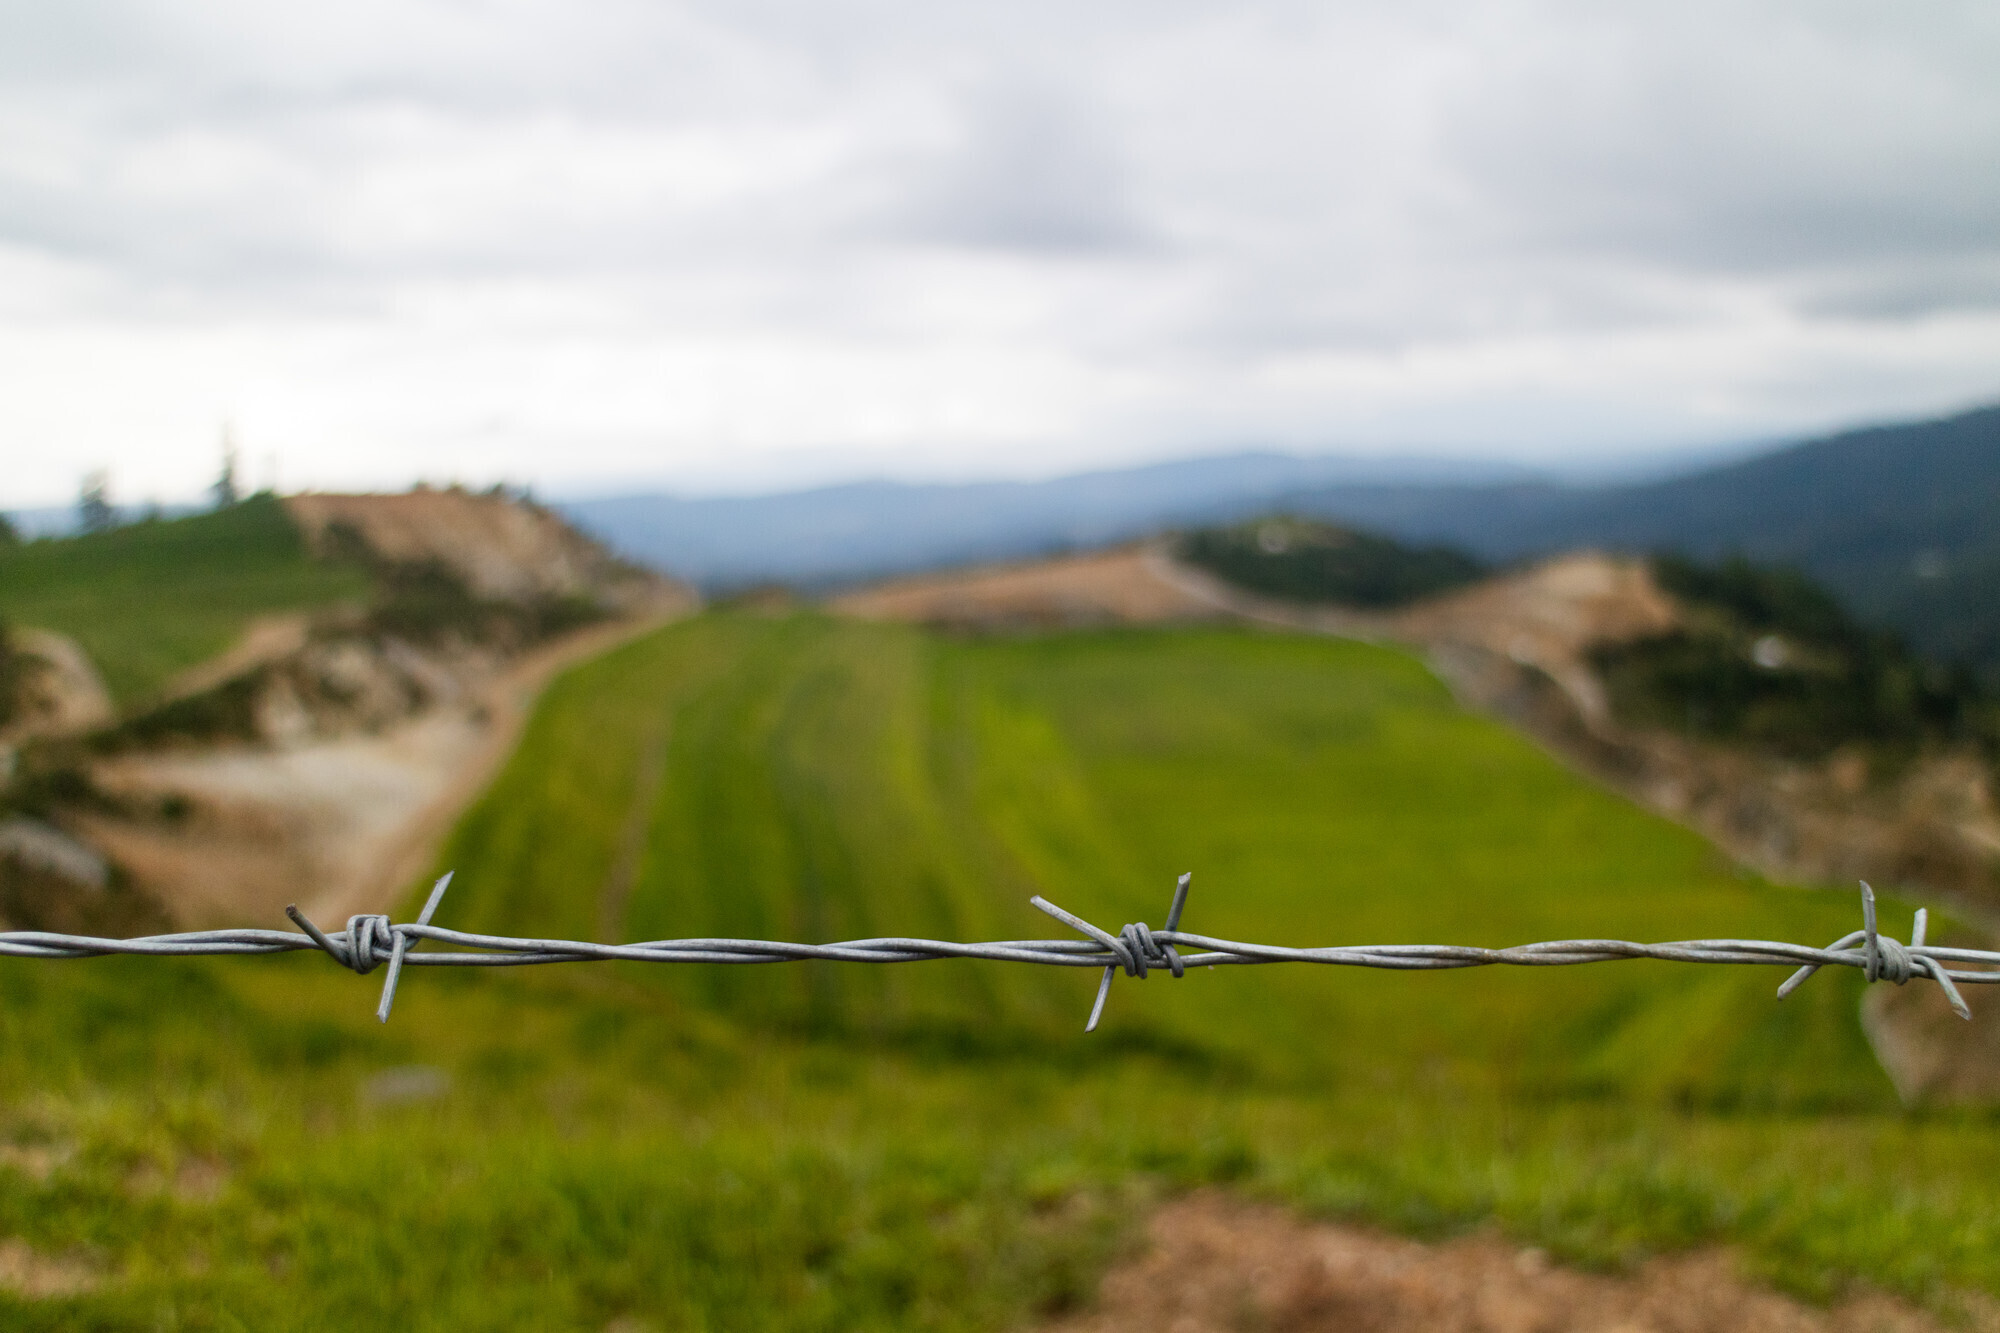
<box><xmin>1034</xmin><ymin>873</ymin><xmax>1196</xmax><ymax>1031</ymax></box>
<box><xmin>376</xmin><ymin>871</ymin><xmax>455</xmax><ymax>1024</ymax></box>
<box><xmin>1776</xmin><ymin>881</ymin><xmax>1973</xmax><ymax>1020</ymax></box>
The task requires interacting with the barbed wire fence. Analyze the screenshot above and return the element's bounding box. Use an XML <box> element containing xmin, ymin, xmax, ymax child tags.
<box><xmin>2</xmin><ymin>872</ymin><xmax>1995</xmax><ymax>1030</ymax></box>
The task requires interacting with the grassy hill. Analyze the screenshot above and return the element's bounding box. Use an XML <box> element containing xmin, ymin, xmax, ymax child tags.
<box><xmin>7</xmin><ymin>613</ymin><xmax>2000</xmax><ymax>1327</ymax></box>
<box><xmin>442</xmin><ymin>613</ymin><xmax>1886</xmax><ymax>1091</ymax></box>
<box><xmin>1593</xmin><ymin>554</ymin><xmax>2000</xmax><ymax>763</ymax></box>
<box><xmin>0</xmin><ymin>495</ymin><xmax>368</xmax><ymax>706</ymax></box>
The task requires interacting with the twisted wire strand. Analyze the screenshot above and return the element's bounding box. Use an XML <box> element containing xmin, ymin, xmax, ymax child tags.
<box><xmin>3</xmin><ymin>874</ymin><xmax>1994</xmax><ymax>1029</ymax></box>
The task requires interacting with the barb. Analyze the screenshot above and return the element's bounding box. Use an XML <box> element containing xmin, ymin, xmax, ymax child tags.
<box><xmin>1776</xmin><ymin>881</ymin><xmax>1970</xmax><ymax>1020</ymax></box>
<box><xmin>1033</xmin><ymin>871</ymin><xmax>1191</xmax><ymax>1031</ymax></box>
<box><xmin>5</xmin><ymin>877</ymin><xmax>1995</xmax><ymax>1029</ymax></box>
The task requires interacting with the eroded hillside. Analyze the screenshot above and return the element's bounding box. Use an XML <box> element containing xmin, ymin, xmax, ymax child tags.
<box><xmin>0</xmin><ymin>490</ymin><xmax>696</xmax><ymax>932</ymax></box>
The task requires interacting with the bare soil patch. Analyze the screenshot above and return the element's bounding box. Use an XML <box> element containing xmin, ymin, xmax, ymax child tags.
<box><xmin>0</xmin><ymin>1237</ymin><xmax>102</xmax><ymax>1300</ymax></box>
<box><xmin>1048</xmin><ymin>1193</ymin><xmax>1984</xmax><ymax>1333</ymax></box>
<box><xmin>830</xmin><ymin>546</ymin><xmax>1221</xmax><ymax>630</ymax></box>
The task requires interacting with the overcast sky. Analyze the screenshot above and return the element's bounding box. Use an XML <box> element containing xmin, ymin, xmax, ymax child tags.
<box><xmin>3</xmin><ymin>0</ymin><xmax>1999</xmax><ymax>507</ymax></box>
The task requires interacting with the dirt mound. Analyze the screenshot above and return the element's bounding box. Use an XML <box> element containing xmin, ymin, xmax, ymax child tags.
<box><xmin>1390</xmin><ymin>553</ymin><xmax>1680</xmax><ymax>729</ymax></box>
<box><xmin>286</xmin><ymin>488</ymin><xmax>650</xmax><ymax>605</ymax></box>
<box><xmin>1049</xmin><ymin>1194</ymin><xmax>1981</xmax><ymax>1333</ymax></box>
<box><xmin>0</xmin><ymin>816</ymin><xmax>107</xmax><ymax>890</ymax></box>
<box><xmin>830</xmin><ymin>546</ymin><xmax>1221</xmax><ymax>630</ymax></box>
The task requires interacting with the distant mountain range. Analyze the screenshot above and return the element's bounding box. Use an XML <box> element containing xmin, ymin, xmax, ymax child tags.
<box><xmin>560</xmin><ymin>404</ymin><xmax>2000</xmax><ymax>671</ymax></box>
<box><xmin>1286</xmin><ymin>405</ymin><xmax>2000</xmax><ymax>670</ymax></box>
<box><xmin>557</xmin><ymin>454</ymin><xmax>1533</xmax><ymax>592</ymax></box>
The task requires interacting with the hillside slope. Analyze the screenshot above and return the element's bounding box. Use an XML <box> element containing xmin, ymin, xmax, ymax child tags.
<box><xmin>8</xmin><ymin>613</ymin><xmax>2000</xmax><ymax>1326</ymax></box>
<box><xmin>1</xmin><ymin>490</ymin><xmax>696</xmax><ymax>931</ymax></box>
<box><xmin>833</xmin><ymin>542</ymin><xmax>2000</xmax><ymax>974</ymax></box>
<box><xmin>436</xmin><ymin>611</ymin><xmax>1879</xmax><ymax>1096</ymax></box>
<box><xmin>0</xmin><ymin>494</ymin><xmax>370</xmax><ymax>707</ymax></box>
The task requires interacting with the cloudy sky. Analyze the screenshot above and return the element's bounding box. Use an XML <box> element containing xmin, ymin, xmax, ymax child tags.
<box><xmin>3</xmin><ymin>0</ymin><xmax>1999</xmax><ymax>507</ymax></box>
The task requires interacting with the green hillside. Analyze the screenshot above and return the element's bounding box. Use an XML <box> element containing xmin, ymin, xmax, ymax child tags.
<box><xmin>441</xmin><ymin>614</ymin><xmax>1889</xmax><ymax>1098</ymax></box>
<box><xmin>0</xmin><ymin>495</ymin><xmax>368</xmax><ymax>705</ymax></box>
<box><xmin>1594</xmin><ymin>554</ymin><xmax>2000</xmax><ymax>762</ymax></box>
<box><xmin>7</xmin><ymin>612</ymin><xmax>2000</xmax><ymax>1328</ymax></box>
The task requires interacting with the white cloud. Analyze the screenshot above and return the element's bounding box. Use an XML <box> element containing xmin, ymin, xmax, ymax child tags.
<box><xmin>0</xmin><ymin>0</ymin><xmax>1997</xmax><ymax>505</ymax></box>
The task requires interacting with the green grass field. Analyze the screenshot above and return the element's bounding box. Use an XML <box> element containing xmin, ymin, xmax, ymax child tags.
<box><xmin>0</xmin><ymin>497</ymin><xmax>369</xmax><ymax>706</ymax></box>
<box><xmin>5</xmin><ymin>612</ymin><xmax>1999</xmax><ymax>1329</ymax></box>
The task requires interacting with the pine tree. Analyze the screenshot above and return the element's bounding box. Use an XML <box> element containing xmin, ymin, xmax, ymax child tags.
<box><xmin>78</xmin><ymin>470</ymin><xmax>115</xmax><ymax>534</ymax></box>
<box><xmin>211</xmin><ymin>428</ymin><xmax>240</xmax><ymax>509</ymax></box>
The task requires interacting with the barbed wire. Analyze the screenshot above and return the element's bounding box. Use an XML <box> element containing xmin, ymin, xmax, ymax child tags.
<box><xmin>3</xmin><ymin>873</ymin><xmax>1995</xmax><ymax>1030</ymax></box>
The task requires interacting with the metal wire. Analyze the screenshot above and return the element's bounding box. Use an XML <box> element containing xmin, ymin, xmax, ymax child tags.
<box><xmin>3</xmin><ymin>873</ymin><xmax>1994</xmax><ymax>1030</ymax></box>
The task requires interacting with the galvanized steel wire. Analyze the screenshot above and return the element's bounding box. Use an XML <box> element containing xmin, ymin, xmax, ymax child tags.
<box><xmin>3</xmin><ymin>873</ymin><xmax>1995</xmax><ymax>1030</ymax></box>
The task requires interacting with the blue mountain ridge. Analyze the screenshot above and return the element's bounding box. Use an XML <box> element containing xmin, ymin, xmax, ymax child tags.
<box><xmin>557</xmin><ymin>404</ymin><xmax>2000</xmax><ymax>670</ymax></box>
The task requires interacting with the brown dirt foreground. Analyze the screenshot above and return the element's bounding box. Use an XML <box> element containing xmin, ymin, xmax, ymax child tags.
<box><xmin>1046</xmin><ymin>1195</ymin><xmax>1986</xmax><ymax>1333</ymax></box>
